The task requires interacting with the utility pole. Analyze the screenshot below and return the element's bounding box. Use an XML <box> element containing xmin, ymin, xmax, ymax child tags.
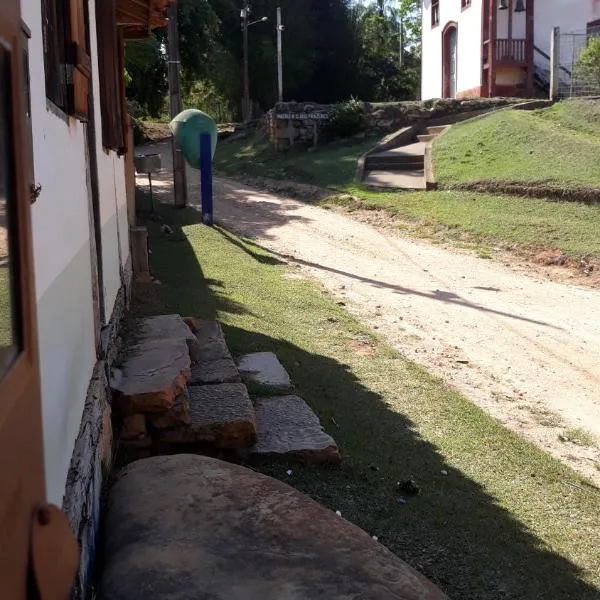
<box><xmin>399</xmin><ymin>15</ymin><xmax>404</xmax><ymax>68</ymax></box>
<box><xmin>277</xmin><ymin>6</ymin><xmax>284</xmax><ymax>103</ymax></box>
<box><xmin>242</xmin><ymin>4</ymin><xmax>250</xmax><ymax>122</ymax></box>
<box><xmin>168</xmin><ymin>1</ymin><xmax>187</xmax><ymax>208</ymax></box>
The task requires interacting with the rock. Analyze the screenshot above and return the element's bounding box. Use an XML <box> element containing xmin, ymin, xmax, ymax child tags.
<box><xmin>136</xmin><ymin>314</ymin><xmax>202</xmax><ymax>362</ymax></box>
<box><xmin>251</xmin><ymin>396</ymin><xmax>340</xmax><ymax>463</ymax></box>
<box><xmin>189</xmin><ymin>357</ymin><xmax>242</xmax><ymax>385</ymax></box>
<box><xmin>100</xmin><ymin>455</ymin><xmax>447</xmax><ymax>600</ymax></box>
<box><xmin>120</xmin><ymin>414</ymin><xmax>146</xmax><ymax>441</ymax></box>
<box><xmin>188</xmin><ymin>383</ymin><xmax>257</xmax><ymax>448</ymax></box>
<box><xmin>147</xmin><ymin>394</ymin><xmax>191</xmax><ymax>430</ymax></box>
<box><xmin>194</xmin><ymin>320</ymin><xmax>234</xmax><ymax>362</ymax></box>
<box><xmin>119</xmin><ymin>437</ymin><xmax>152</xmax><ymax>460</ymax></box>
<box><xmin>111</xmin><ymin>340</ymin><xmax>191</xmax><ymax>414</ymax></box>
<box><xmin>236</xmin><ymin>352</ymin><xmax>293</xmax><ymax>391</ymax></box>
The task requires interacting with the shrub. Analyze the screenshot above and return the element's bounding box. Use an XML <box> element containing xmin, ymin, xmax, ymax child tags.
<box><xmin>183</xmin><ymin>80</ymin><xmax>236</xmax><ymax>124</ymax></box>
<box><xmin>326</xmin><ymin>98</ymin><xmax>366</xmax><ymax>138</ymax></box>
<box><xmin>574</xmin><ymin>37</ymin><xmax>600</xmax><ymax>88</ymax></box>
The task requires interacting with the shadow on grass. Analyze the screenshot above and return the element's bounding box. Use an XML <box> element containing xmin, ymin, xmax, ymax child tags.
<box><xmin>131</xmin><ymin>203</ymin><xmax>599</xmax><ymax>600</ymax></box>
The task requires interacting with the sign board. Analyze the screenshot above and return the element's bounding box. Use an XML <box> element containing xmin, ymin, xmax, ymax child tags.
<box><xmin>276</xmin><ymin>112</ymin><xmax>329</xmax><ymax>120</ymax></box>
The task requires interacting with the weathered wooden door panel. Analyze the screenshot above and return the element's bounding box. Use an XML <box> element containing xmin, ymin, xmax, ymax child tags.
<box><xmin>0</xmin><ymin>2</ymin><xmax>61</xmax><ymax>598</ymax></box>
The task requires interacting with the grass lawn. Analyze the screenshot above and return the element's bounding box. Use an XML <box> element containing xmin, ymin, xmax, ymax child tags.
<box><xmin>433</xmin><ymin>99</ymin><xmax>600</xmax><ymax>187</ymax></box>
<box><xmin>325</xmin><ymin>189</ymin><xmax>600</xmax><ymax>258</ymax></box>
<box><xmin>214</xmin><ymin>131</ymin><xmax>379</xmax><ymax>188</ymax></box>
<box><xmin>134</xmin><ymin>198</ymin><xmax>600</xmax><ymax>600</ymax></box>
<box><xmin>213</xmin><ymin>110</ymin><xmax>600</xmax><ymax>259</ymax></box>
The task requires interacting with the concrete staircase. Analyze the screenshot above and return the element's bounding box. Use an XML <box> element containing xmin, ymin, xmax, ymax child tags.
<box><xmin>110</xmin><ymin>315</ymin><xmax>340</xmax><ymax>464</ymax></box>
<box><xmin>363</xmin><ymin>125</ymin><xmax>447</xmax><ymax>190</ymax></box>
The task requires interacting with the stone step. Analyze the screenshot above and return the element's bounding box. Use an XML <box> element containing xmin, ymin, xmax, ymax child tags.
<box><xmin>416</xmin><ymin>133</ymin><xmax>436</xmax><ymax>143</ymax></box>
<box><xmin>189</xmin><ymin>319</ymin><xmax>233</xmax><ymax>362</ymax></box>
<box><xmin>189</xmin><ymin>357</ymin><xmax>242</xmax><ymax>385</ymax></box>
<box><xmin>249</xmin><ymin>395</ymin><xmax>340</xmax><ymax>463</ymax></box>
<box><xmin>425</xmin><ymin>125</ymin><xmax>447</xmax><ymax>135</ymax></box>
<box><xmin>156</xmin><ymin>383</ymin><xmax>257</xmax><ymax>449</ymax></box>
<box><xmin>111</xmin><ymin>339</ymin><xmax>191</xmax><ymax>414</ymax></box>
<box><xmin>135</xmin><ymin>314</ymin><xmax>202</xmax><ymax>362</ymax></box>
<box><xmin>366</xmin><ymin>154</ymin><xmax>424</xmax><ymax>167</ymax></box>
<box><xmin>100</xmin><ymin>455</ymin><xmax>448</xmax><ymax>600</ymax></box>
<box><xmin>236</xmin><ymin>352</ymin><xmax>293</xmax><ymax>392</ymax></box>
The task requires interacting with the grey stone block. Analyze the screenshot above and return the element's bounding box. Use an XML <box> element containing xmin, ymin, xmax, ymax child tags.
<box><xmin>236</xmin><ymin>352</ymin><xmax>293</xmax><ymax>391</ymax></box>
<box><xmin>251</xmin><ymin>396</ymin><xmax>340</xmax><ymax>463</ymax></box>
<box><xmin>136</xmin><ymin>314</ymin><xmax>202</xmax><ymax>362</ymax></box>
<box><xmin>189</xmin><ymin>357</ymin><xmax>241</xmax><ymax>385</ymax></box>
<box><xmin>188</xmin><ymin>384</ymin><xmax>256</xmax><ymax>448</ymax></box>
<box><xmin>111</xmin><ymin>339</ymin><xmax>190</xmax><ymax>413</ymax></box>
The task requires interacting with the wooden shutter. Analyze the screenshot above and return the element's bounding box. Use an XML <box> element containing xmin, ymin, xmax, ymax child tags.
<box><xmin>67</xmin><ymin>0</ymin><xmax>91</xmax><ymax>121</ymax></box>
<box><xmin>97</xmin><ymin>0</ymin><xmax>124</xmax><ymax>150</ymax></box>
<box><xmin>42</xmin><ymin>0</ymin><xmax>67</xmax><ymax>109</ymax></box>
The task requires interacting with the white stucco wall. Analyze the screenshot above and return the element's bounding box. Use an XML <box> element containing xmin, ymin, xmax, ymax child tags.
<box><xmin>534</xmin><ymin>0</ymin><xmax>600</xmax><ymax>62</ymax></box>
<box><xmin>422</xmin><ymin>0</ymin><xmax>484</xmax><ymax>99</ymax></box>
<box><xmin>88</xmin><ymin>0</ymin><xmax>130</xmax><ymax>317</ymax></box>
<box><xmin>21</xmin><ymin>0</ymin><xmax>129</xmax><ymax>505</ymax></box>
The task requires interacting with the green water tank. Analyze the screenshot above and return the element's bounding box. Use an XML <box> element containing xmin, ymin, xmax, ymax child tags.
<box><xmin>169</xmin><ymin>109</ymin><xmax>218</xmax><ymax>169</ymax></box>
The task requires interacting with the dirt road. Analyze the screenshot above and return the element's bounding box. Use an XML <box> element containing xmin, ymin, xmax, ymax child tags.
<box><xmin>140</xmin><ymin>142</ymin><xmax>600</xmax><ymax>483</ymax></box>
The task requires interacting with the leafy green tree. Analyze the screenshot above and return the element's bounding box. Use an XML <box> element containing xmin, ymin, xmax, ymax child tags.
<box><xmin>575</xmin><ymin>37</ymin><xmax>600</xmax><ymax>87</ymax></box>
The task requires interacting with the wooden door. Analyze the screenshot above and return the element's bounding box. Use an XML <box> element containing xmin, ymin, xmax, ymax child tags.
<box><xmin>0</xmin><ymin>1</ymin><xmax>48</xmax><ymax>597</ymax></box>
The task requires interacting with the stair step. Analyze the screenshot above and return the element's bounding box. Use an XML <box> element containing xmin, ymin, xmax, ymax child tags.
<box><xmin>425</xmin><ymin>125</ymin><xmax>447</xmax><ymax>135</ymax></box>
<box><xmin>236</xmin><ymin>352</ymin><xmax>293</xmax><ymax>392</ymax></box>
<box><xmin>189</xmin><ymin>356</ymin><xmax>242</xmax><ymax>385</ymax></box>
<box><xmin>111</xmin><ymin>339</ymin><xmax>191</xmax><ymax>414</ymax></box>
<box><xmin>136</xmin><ymin>314</ymin><xmax>202</xmax><ymax>362</ymax></box>
<box><xmin>156</xmin><ymin>383</ymin><xmax>257</xmax><ymax>449</ymax></box>
<box><xmin>416</xmin><ymin>134</ymin><xmax>436</xmax><ymax>143</ymax></box>
<box><xmin>249</xmin><ymin>395</ymin><xmax>340</xmax><ymax>463</ymax></box>
<box><xmin>367</xmin><ymin>155</ymin><xmax>423</xmax><ymax>165</ymax></box>
<box><xmin>366</xmin><ymin>163</ymin><xmax>424</xmax><ymax>173</ymax></box>
<box><xmin>147</xmin><ymin>393</ymin><xmax>191</xmax><ymax>430</ymax></box>
<box><xmin>191</xmin><ymin>319</ymin><xmax>233</xmax><ymax>362</ymax></box>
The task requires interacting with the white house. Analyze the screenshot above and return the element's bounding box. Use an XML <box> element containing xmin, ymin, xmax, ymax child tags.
<box><xmin>1</xmin><ymin>1</ymin><xmax>170</xmax><ymax>598</ymax></box>
<box><xmin>421</xmin><ymin>0</ymin><xmax>600</xmax><ymax>99</ymax></box>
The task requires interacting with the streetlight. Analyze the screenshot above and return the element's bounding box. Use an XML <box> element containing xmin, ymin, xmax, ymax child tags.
<box><xmin>241</xmin><ymin>6</ymin><xmax>268</xmax><ymax>122</ymax></box>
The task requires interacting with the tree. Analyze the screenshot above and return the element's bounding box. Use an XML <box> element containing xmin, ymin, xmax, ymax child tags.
<box><xmin>574</xmin><ymin>36</ymin><xmax>600</xmax><ymax>88</ymax></box>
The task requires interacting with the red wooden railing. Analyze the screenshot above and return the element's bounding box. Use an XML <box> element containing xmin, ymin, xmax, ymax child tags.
<box><xmin>495</xmin><ymin>38</ymin><xmax>527</xmax><ymax>63</ymax></box>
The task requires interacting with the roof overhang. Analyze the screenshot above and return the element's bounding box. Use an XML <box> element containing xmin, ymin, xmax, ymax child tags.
<box><xmin>117</xmin><ymin>0</ymin><xmax>173</xmax><ymax>40</ymax></box>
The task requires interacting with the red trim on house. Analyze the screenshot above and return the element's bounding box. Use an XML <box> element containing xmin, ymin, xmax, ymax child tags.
<box><xmin>442</xmin><ymin>22</ymin><xmax>458</xmax><ymax>98</ymax></box>
<box><xmin>482</xmin><ymin>0</ymin><xmax>535</xmax><ymax>98</ymax></box>
<box><xmin>525</xmin><ymin>0</ymin><xmax>534</xmax><ymax>96</ymax></box>
<box><xmin>456</xmin><ymin>86</ymin><xmax>483</xmax><ymax>98</ymax></box>
<box><xmin>495</xmin><ymin>83</ymin><xmax>519</xmax><ymax>96</ymax></box>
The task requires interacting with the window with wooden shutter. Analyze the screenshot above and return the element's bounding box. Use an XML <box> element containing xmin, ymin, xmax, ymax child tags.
<box><xmin>41</xmin><ymin>0</ymin><xmax>90</xmax><ymax>120</ymax></box>
<box><xmin>67</xmin><ymin>0</ymin><xmax>91</xmax><ymax>121</ymax></box>
<box><xmin>96</xmin><ymin>0</ymin><xmax>125</xmax><ymax>152</ymax></box>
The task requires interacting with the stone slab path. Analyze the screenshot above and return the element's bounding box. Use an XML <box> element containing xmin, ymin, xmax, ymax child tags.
<box><xmin>237</xmin><ymin>352</ymin><xmax>293</xmax><ymax>391</ymax></box>
<box><xmin>364</xmin><ymin>169</ymin><xmax>426</xmax><ymax>190</ymax></box>
<box><xmin>100</xmin><ymin>455</ymin><xmax>447</xmax><ymax>600</ymax></box>
<box><xmin>252</xmin><ymin>395</ymin><xmax>340</xmax><ymax>463</ymax></box>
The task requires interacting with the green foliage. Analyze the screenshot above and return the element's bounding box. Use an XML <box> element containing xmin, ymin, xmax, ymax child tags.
<box><xmin>126</xmin><ymin>0</ymin><xmax>423</xmax><ymax>122</ymax></box>
<box><xmin>183</xmin><ymin>80</ymin><xmax>236</xmax><ymax>123</ymax></box>
<box><xmin>574</xmin><ymin>37</ymin><xmax>600</xmax><ymax>87</ymax></box>
<box><xmin>125</xmin><ymin>33</ymin><xmax>167</xmax><ymax>117</ymax></box>
<box><xmin>326</xmin><ymin>98</ymin><xmax>366</xmax><ymax>138</ymax></box>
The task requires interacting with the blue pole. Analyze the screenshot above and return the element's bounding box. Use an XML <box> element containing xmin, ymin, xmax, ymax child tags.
<box><xmin>200</xmin><ymin>133</ymin><xmax>213</xmax><ymax>225</ymax></box>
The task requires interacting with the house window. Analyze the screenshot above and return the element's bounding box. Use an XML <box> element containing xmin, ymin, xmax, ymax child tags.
<box><xmin>461</xmin><ymin>0</ymin><xmax>472</xmax><ymax>9</ymax></box>
<box><xmin>41</xmin><ymin>0</ymin><xmax>91</xmax><ymax>120</ymax></box>
<box><xmin>96</xmin><ymin>0</ymin><xmax>126</xmax><ymax>152</ymax></box>
<box><xmin>432</xmin><ymin>0</ymin><xmax>440</xmax><ymax>27</ymax></box>
<box><xmin>587</xmin><ymin>19</ymin><xmax>600</xmax><ymax>38</ymax></box>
